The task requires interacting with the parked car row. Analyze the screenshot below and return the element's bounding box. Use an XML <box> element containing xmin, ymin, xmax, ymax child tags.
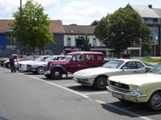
<box><xmin>2</xmin><ymin>51</ymin><xmax>160</xmax><ymax>111</ymax></box>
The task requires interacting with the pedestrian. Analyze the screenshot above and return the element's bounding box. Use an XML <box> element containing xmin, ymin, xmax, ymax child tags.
<box><xmin>9</xmin><ymin>54</ymin><xmax>18</xmax><ymax>73</ymax></box>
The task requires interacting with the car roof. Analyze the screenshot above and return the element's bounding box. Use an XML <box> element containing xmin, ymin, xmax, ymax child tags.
<box><xmin>67</xmin><ymin>51</ymin><xmax>103</xmax><ymax>55</ymax></box>
<box><xmin>113</xmin><ymin>59</ymin><xmax>142</xmax><ymax>62</ymax></box>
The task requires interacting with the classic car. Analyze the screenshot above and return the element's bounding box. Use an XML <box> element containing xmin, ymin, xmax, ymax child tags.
<box><xmin>106</xmin><ymin>63</ymin><xmax>161</xmax><ymax>111</ymax></box>
<box><xmin>72</xmin><ymin>59</ymin><xmax>154</xmax><ymax>90</ymax></box>
<box><xmin>18</xmin><ymin>55</ymin><xmax>49</xmax><ymax>72</ymax></box>
<box><xmin>26</xmin><ymin>55</ymin><xmax>65</xmax><ymax>74</ymax></box>
<box><xmin>44</xmin><ymin>51</ymin><xmax>104</xmax><ymax>79</ymax></box>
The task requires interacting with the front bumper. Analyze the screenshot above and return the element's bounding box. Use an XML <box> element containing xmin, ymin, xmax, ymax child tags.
<box><xmin>72</xmin><ymin>76</ymin><xmax>93</xmax><ymax>86</ymax></box>
<box><xmin>106</xmin><ymin>86</ymin><xmax>147</xmax><ymax>103</ymax></box>
<box><xmin>19</xmin><ymin>65</ymin><xmax>28</xmax><ymax>71</ymax></box>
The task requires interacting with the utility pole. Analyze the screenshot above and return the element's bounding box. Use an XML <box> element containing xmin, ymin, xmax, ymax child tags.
<box><xmin>20</xmin><ymin>0</ymin><xmax>22</xmax><ymax>55</ymax></box>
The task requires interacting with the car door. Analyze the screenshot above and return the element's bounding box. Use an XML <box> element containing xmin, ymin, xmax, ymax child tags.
<box><xmin>121</xmin><ymin>61</ymin><xmax>141</xmax><ymax>74</ymax></box>
<box><xmin>69</xmin><ymin>54</ymin><xmax>87</xmax><ymax>73</ymax></box>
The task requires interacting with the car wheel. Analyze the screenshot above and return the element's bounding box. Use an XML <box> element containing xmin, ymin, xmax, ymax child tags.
<box><xmin>146</xmin><ymin>91</ymin><xmax>161</xmax><ymax>111</ymax></box>
<box><xmin>36</xmin><ymin>66</ymin><xmax>44</xmax><ymax>74</ymax></box>
<box><xmin>45</xmin><ymin>75</ymin><xmax>51</xmax><ymax>78</ymax></box>
<box><xmin>51</xmin><ymin>68</ymin><xmax>62</xmax><ymax>79</ymax></box>
<box><xmin>93</xmin><ymin>76</ymin><xmax>107</xmax><ymax>90</ymax></box>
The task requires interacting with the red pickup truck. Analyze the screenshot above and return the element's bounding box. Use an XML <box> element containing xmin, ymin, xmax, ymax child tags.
<box><xmin>44</xmin><ymin>51</ymin><xmax>104</xmax><ymax>79</ymax></box>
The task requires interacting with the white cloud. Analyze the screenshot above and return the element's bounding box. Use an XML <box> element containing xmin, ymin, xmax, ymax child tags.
<box><xmin>59</xmin><ymin>1</ymin><xmax>109</xmax><ymax>25</ymax></box>
<box><xmin>68</xmin><ymin>0</ymin><xmax>88</xmax><ymax>7</ymax></box>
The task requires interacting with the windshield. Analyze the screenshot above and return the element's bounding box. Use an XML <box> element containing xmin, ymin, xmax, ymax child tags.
<box><xmin>64</xmin><ymin>55</ymin><xmax>72</xmax><ymax>60</ymax></box>
<box><xmin>102</xmin><ymin>60</ymin><xmax>124</xmax><ymax>68</ymax></box>
<box><xmin>44</xmin><ymin>56</ymin><xmax>53</xmax><ymax>62</ymax></box>
<box><xmin>148</xmin><ymin>63</ymin><xmax>161</xmax><ymax>75</ymax></box>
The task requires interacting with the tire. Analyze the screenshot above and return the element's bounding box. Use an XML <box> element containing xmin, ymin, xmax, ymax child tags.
<box><xmin>36</xmin><ymin>66</ymin><xmax>44</xmax><ymax>74</ymax></box>
<box><xmin>93</xmin><ymin>76</ymin><xmax>107</xmax><ymax>90</ymax></box>
<box><xmin>51</xmin><ymin>68</ymin><xmax>62</xmax><ymax>79</ymax></box>
<box><xmin>146</xmin><ymin>91</ymin><xmax>161</xmax><ymax>111</ymax></box>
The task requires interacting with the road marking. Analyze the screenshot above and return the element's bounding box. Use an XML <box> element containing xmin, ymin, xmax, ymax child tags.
<box><xmin>95</xmin><ymin>100</ymin><xmax>153</xmax><ymax>120</ymax></box>
<box><xmin>84</xmin><ymin>91</ymin><xmax>109</xmax><ymax>95</ymax></box>
<box><xmin>28</xmin><ymin>75</ymin><xmax>89</xmax><ymax>99</ymax></box>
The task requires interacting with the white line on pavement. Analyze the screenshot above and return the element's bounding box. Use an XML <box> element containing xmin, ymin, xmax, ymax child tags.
<box><xmin>84</xmin><ymin>91</ymin><xmax>109</xmax><ymax>95</ymax></box>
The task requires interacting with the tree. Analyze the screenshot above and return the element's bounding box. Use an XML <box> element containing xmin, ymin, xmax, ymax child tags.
<box><xmin>81</xmin><ymin>34</ymin><xmax>91</xmax><ymax>51</ymax></box>
<box><xmin>94</xmin><ymin>8</ymin><xmax>150</xmax><ymax>58</ymax></box>
<box><xmin>90</xmin><ymin>20</ymin><xmax>99</xmax><ymax>26</ymax></box>
<box><xmin>9</xmin><ymin>0</ymin><xmax>55</xmax><ymax>54</ymax></box>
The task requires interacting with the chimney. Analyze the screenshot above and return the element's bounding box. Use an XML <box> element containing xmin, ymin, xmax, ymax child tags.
<box><xmin>148</xmin><ymin>4</ymin><xmax>152</xmax><ymax>8</ymax></box>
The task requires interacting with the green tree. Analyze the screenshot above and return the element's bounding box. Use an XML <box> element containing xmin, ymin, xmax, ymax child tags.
<box><xmin>94</xmin><ymin>8</ymin><xmax>150</xmax><ymax>58</ymax></box>
<box><xmin>9</xmin><ymin>0</ymin><xmax>55</xmax><ymax>54</ymax></box>
<box><xmin>81</xmin><ymin>34</ymin><xmax>91</xmax><ymax>51</ymax></box>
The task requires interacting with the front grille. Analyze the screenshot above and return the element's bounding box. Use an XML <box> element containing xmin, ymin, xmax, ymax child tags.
<box><xmin>110</xmin><ymin>81</ymin><xmax>129</xmax><ymax>90</ymax></box>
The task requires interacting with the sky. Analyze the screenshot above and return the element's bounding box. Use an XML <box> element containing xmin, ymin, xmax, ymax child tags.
<box><xmin>0</xmin><ymin>0</ymin><xmax>161</xmax><ymax>25</ymax></box>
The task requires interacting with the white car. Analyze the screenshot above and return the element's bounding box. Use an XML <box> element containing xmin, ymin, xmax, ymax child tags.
<box><xmin>18</xmin><ymin>55</ymin><xmax>49</xmax><ymax>72</ymax></box>
<box><xmin>72</xmin><ymin>59</ymin><xmax>154</xmax><ymax>90</ymax></box>
<box><xmin>26</xmin><ymin>55</ymin><xmax>65</xmax><ymax>74</ymax></box>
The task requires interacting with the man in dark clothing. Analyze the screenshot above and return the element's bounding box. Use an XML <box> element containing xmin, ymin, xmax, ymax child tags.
<box><xmin>9</xmin><ymin>54</ymin><xmax>18</xmax><ymax>73</ymax></box>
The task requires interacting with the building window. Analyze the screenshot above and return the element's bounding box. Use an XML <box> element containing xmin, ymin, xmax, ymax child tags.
<box><xmin>93</xmin><ymin>38</ymin><xmax>97</xmax><ymax>46</ymax></box>
<box><xmin>67</xmin><ymin>37</ymin><xmax>71</xmax><ymax>46</ymax></box>
<box><xmin>6</xmin><ymin>34</ymin><xmax>16</xmax><ymax>45</ymax></box>
<box><xmin>153</xmin><ymin>19</ymin><xmax>158</xmax><ymax>22</ymax></box>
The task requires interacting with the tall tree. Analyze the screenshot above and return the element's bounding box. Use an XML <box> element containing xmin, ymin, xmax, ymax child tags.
<box><xmin>81</xmin><ymin>34</ymin><xmax>91</xmax><ymax>51</ymax></box>
<box><xmin>9</xmin><ymin>0</ymin><xmax>55</xmax><ymax>54</ymax></box>
<box><xmin>94</xmin><ymin>8</ymin><xmax>150</xmax><ymax>58</ymax></box>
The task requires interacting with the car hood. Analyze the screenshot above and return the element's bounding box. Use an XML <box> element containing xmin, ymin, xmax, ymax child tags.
<box><xmin>73</xmin><ymin>67</ymin><xmax>119</xmax><ymax>77</ymax></box>
<box><xmin>18</xmin><ymin>60</ymin><xmax>35</xmax><ymax>64</ymax></box>
<box><xmin>28</xmin><ymin>61</ymin><xmax>47</xmax><ymax>65</ymax></box>
<box><xmin>109</xmin><ymin>73</ymin><xmax>161</xmax><ymax>86</ymax></box>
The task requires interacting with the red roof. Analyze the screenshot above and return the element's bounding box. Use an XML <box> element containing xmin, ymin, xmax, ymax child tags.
<box><xmin>0</xmin><ymin>19</ymin><xmax>65</xmax><ymax>33</ymax></box>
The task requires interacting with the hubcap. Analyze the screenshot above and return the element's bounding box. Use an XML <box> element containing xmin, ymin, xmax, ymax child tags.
<box><xmin>38</xmin><ymin>68</ymin><xmax>44</xmax><ymax>74</ymax></box>
<box><xmin>98</xmin><ymin>79</ymin><xmax>105</xmax><ymax>88</ymax></box>
<box><xmin>55</xmin><ymin>71</ymin><xmax>60</xmax><ymax>76</ymax></box>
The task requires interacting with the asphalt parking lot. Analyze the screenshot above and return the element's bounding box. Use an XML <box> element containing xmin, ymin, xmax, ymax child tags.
<box><xmin>1</xmin><ymin>66</ymin><xmax>161</xmax><ymax>120</ymax></box>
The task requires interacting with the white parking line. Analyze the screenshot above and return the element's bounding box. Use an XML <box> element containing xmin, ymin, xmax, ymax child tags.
<box><xmin>84</xmin><ymin>91</ymin><xmax>109</xmax><ymax>95</ymax></box>
<box><xmin>28</xmin><ymin>75</ymin><xmax>89</xmax><ymax>99</ymax></box>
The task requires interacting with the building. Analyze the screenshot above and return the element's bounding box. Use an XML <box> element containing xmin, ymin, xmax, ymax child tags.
<box><xmin>63</xmin><ymin>24</ymin><xmax>107</xmax><ymax>56</ymax></box>
<box><xmin>0</xmin><ymin>19</ymin><xmax>64</xmax><ymax>57</ymax></box>
<box><xmin>126</xmin><ymin>4</ymin><xmax>161</xmax><ymax>57</ymax></box>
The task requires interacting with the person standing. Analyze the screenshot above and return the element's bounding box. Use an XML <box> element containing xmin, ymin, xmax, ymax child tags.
<box><xmin>9</xmin><ymin>54</ymin><xmax>18</xmax><ymax>73</ymax></box>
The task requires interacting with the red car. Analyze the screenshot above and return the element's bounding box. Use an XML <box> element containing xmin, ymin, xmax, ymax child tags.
<box><xmin>44</xmin><ymin>51</ymin><xmax>104</xmax><ymax>79</ymax></box>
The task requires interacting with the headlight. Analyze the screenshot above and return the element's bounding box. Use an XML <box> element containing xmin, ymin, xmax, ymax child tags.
<box><xmin>136</xmin><ymin>86</ymin><xmax>140</xmax><ymax>92</ymax></box>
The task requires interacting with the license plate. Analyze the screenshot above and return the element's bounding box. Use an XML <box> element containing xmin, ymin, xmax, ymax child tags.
<box><xmin>112</xmin><ymin>92</ymin><xmax>123</xmax><ymax>99</ymax></box>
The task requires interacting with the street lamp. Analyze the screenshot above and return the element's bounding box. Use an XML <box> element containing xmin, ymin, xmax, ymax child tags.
<box><xmin>20</xmin><ymin>0</ymin><xmax>22</xmax><ymax>55</ymax></box>
<box><xmin>140</xmin><ymin>38</ymin><xmax>142</xmax><ymax>59</ymax></box>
